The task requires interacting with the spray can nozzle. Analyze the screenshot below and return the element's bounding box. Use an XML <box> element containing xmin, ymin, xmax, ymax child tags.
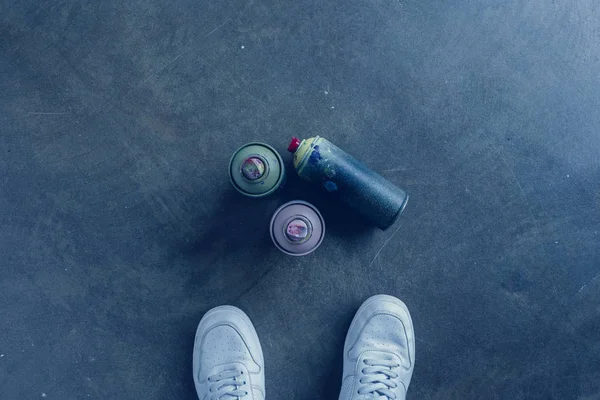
<box><xmin>287</xmin><ymin>137</ymin><xmax>301</xmax><ymax>153</ymax></box>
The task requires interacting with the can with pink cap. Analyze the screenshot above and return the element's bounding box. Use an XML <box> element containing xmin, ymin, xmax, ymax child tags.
<box><xmin>270</xmin><ymin>200</ymin><xmax>325</xmax><ymax>256</ymax></box>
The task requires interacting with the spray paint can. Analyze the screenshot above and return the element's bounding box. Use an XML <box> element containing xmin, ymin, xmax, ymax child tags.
<box><xmin>287</xmin><ymin>136</ymin><xmax>408</xmax><ymax>230</ymax></box>
<box><xmin>229</xmin><ymin>142</ymin><xmax>286</xmax><ymax>198</ymax></box>
<box><xmin>270</xmin><ymin>201</ymin><xmax>325</xmax><ymax>256</ymax></box>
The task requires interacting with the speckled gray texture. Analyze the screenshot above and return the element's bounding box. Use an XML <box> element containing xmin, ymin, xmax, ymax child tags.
<box><xmin>1</xmin><ymin>0</ymin><xmax>600</xmax><ymax>399</ymax></box>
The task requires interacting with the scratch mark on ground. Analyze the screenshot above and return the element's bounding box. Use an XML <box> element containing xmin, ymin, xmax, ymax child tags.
<box><xmin>27</xmin><ymin>112</ymin><xmax>69</xmax><ymax>115</ymax></box>
<box><xmin>234</xmin><ymin>267</ymin><xmax>273</xmax><ymax>302</ymax></box>
<box><xmin>154</xmin><ymin>195</ymin><xmax>178</xmax><ymax>221</ymax></box>
<box><xmin>416</xmin><ymin>337</ymin><xmax>433</xmax><ymax>346</ymax></box>
<box><xmin>88</xmin><ymin>149</ymin><xmax>126</xmax><ymax>170</ymax></box>
<box><xmin>365</xmin><ymin>189</ymin><xmax>470</xmax><ymax>269</ymax></box>
<box><xmin>151</xmin><ymin>193</ymin><xmax>196</xmax><ymax>234</ymax></box>
<box><xmin>491</xmin><ymin>144</ymin><xmax>542</xmax><ymax>240</ymax></box>
<box><xmin>368</xmin><ymin>223</ymin><xmax>404</xmax><ymax>268</ymax></box>
<box><xmin>39</xmin><ymin>16</ymin><xmax>234</xmax><ymax>138</ymax></box>
<box><xmin>578</xmin><ymin>272</ymin><xmax>600</xmax><ymax>293</ymax></box>
<box><xmin>200</xmin><ymin>57</ymin><xmax>269</xmax><ymax>109</ymax></box>
<box><xmin>204</xmin><ymin>17</ymin><xmax>233</xmax><ymax>38</ymax></box>
<box><xmin>382</xmin><ymin>167</ymin><xmax>406</xmax><ymax>174</ymax></box>
<box><xmin>137</xmin><ymin>17</ymin><xmax>233</xmax><ymax>88</ymax></box>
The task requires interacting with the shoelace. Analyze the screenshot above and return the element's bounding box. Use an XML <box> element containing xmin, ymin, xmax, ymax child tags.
<box><xmin>208</xmin><ymin>368</ymin><xmax>248</xmax><ymax>399</ymax></box>
<box><xmin>357</xmin><ymin>358</ymin><xmax>400</xmax><ymax>399</ymax></box>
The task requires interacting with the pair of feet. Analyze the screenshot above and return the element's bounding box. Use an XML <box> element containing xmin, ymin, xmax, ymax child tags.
<box><xmin>193</xmin><ymin>295</ymin><xmax>415</xmax><ymax>400</ymax></box>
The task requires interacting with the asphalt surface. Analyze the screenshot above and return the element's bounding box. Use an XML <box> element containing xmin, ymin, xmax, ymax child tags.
<box><xmin>1</xmin><ymin>0</ymin><xmax>599</xmax><ymax>398</ymax></box>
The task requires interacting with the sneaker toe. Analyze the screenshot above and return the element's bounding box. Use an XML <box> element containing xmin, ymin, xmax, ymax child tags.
<box><xmin>346</xmin><ymin>295</ymin><xmax>414</xmax><ymax>369</ymax></box>
<box><xmin>193</xmin><ymin>306</ymin><xmax>264</xmax><ymax>385</ymax></box>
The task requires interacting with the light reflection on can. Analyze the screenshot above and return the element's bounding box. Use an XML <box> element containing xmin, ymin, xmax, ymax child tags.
<box><xmin>270</xmin><ymin>200</ymin><xmax>325</xmax><ymax>256</ymax></box>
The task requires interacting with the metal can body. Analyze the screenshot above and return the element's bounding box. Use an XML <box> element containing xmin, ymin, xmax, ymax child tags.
<box><xmin>270</xmin><ymin>201</ymin><xmax>325</xmax><ymax>256</ymax></box>
<box><xmin>289</xmin><ymin>136</ymin><xmax>408</xmax><ymax>230</ymax></box>
<box><xmin>229</xmin><ymin>142</ymin><xmax>285</xmax><ymax>197</ymax></box>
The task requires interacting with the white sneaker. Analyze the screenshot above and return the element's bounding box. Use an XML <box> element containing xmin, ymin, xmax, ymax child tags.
<box><xmin>339</xmin><ymin>295</ymin><xmax>415</xmax><ymax>400</ymax></box>
<box><xmin>193</xmin><ymin>306</ymin><xmax>265</xmax><ymax>400</ymax></box>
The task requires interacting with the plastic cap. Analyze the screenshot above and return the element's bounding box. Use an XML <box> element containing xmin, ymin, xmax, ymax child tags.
<box><xmin>285</xmin><ymin>217</ymin><xmax>311</xmax><ymax>242</ymax></box>
<box><xmin>287</xmin><ymin>137</ymin><xmax>301</xmax><ymax>153</ymax></box>
<box><xmin>241</xmin><ymin>156</ymin><xmax>266</xmax><ymax>180</ymax></box>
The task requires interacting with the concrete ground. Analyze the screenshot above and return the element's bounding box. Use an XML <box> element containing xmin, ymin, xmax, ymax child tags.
<box><xmin>1</xmin><ymin>0</ymin><xmax>599</xmax><ymax>399</ymax></box>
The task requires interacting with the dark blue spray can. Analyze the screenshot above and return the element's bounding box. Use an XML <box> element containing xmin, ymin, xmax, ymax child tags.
<box><xmin>287</xmin><ymin>136</ymin><xmax>409</xmax><ymax>230</ymax></box>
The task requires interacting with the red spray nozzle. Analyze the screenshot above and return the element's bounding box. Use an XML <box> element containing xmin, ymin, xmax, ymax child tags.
<box><xmin>287</xmin><ymin>137</ymin><xmax>301</xmax><ymax>153</ymax></box>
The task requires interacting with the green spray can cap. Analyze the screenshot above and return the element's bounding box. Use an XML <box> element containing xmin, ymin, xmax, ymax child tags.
<box><xmin>229</xmin><ymin>142</ymin><xmax>285</xmax><ymax>197</ymax></box>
